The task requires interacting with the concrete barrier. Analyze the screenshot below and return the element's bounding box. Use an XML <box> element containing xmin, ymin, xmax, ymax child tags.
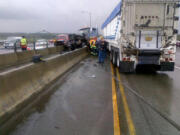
<box><xmin>0</xmin><ymin>47</ymin><xmax>88</xmax><ymax>133</ymax></box>
<box><xmin>0</xmin><ymin>46</ymin><xmax>63</xmax><ymax>70</ymax></box>
<box><xmin>0</xmin><ymin>53</ymin><xmax>18</xmax><ymax>69</ymax></box>
<box><xmin>47</xmin><ymin>46</ymin><xmax>64</xmax><ymax>55</ymax></box>
<box><xmin>35</xmin><ymin>48</ymin><xmax>49</xmax><ymax>56</ymax></box>
<box><xmin>48</xmin><ymin>47</ymin><xmax>57</xmax><ymax>54</ymax></box>
<box><xmin>56</xmin><ymin>46</ymin><xmax>64</xmax><ymax>52</ymax></box>
<box><xmin>16</xmin><ymin>50</ymin><xmax>35</xmax><ymax>64</ymax></box>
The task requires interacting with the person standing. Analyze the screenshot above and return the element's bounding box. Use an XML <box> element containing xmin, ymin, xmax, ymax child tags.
<box><xmin>90</xmin><ymin>40</ymin><xmax>97</xmax><ymax>56</ymax></box>
<box><xmin>97</xmin><ymin>37</ymin><xmax>107</xmax><ymax>63</ymax></box>
<box><xmin>20</xmin><ymin>36</ymin><xmax>27</xmax><ymax>51</ymax></box>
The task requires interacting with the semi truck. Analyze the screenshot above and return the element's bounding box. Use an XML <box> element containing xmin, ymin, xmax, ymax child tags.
<box><xmin>102</xmin><ymin>0</ymin><xmax>180</xmax><ymax>72</ymax></box>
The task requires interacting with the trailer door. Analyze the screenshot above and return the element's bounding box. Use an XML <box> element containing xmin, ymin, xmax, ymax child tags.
<box><xmin>136</xmin><ymin>31</ymin><xmax>161</xmax><ymax>50</ymax></box>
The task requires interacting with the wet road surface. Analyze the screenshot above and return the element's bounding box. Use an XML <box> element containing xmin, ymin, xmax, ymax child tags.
<box><xmin>119</xmin><ymin>71</ymin><xmax>180</xmax><ymax>135</ymax></box>
<box><xmin>10</xmin><ymin>57</ymin><xmax>114</xmax><ymax>135</ymax></box>
<box><xmin>8</xmin><ymin>49</ymin><xmax>180</xmax><ymax>135</ymax></box>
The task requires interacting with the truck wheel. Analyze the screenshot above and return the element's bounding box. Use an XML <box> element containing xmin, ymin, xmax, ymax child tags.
<box><xmin>71</xmin><ymin>44</ymin><xmax>75</xmax><ymax>50</ymax></box>
<box><xmin>117</xmin><ymin>54</ymin><xmax>120</xmax><ymax>67</ymax></box>
<box><xmin>110</xmin><ymin>51</ymin><xmax>113</xmax><ymax>62</ymax></box>
<box><xmin>113</xmin><ymin>51</ymin><xmax>117</xmax><ymax>66</ymax></box>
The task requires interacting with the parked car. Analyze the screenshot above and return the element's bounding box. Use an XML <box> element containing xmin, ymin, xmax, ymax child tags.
<box><xmin>35</xmin><ymin>39</ymin><xmax>48</xmax><ymax>50</ymax></box>
<box><xmin>4</xmin><ymin>37</ymin><xmax>22</xmax><ymax>49</ymax></box>
<box><xmin>177</xmin><ymin>41</ymin><xmax>180</xmax><ymax>48</ymax></box>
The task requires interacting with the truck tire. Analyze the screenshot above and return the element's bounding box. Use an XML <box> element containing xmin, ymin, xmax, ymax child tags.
<box><xmin>113</xmin><ymin>51</ymin><xmax>117</xmax><ymax>66</ymax></box>
<box><xmin>116</xmin><ymin>53</ymin><xmax>120</xmax><ymax>67</ymax></box>
<box><xmin>110</xmin><ymin>51</ymin><xmax>113</xmax><ymax>62</ymax></box>
<box><xmin>71</xmin><ymin>44</ymin><xmax>75</xmax><ymax>51</ymax></box>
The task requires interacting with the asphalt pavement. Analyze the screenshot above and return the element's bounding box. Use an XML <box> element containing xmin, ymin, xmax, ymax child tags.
<box><xmin>6</xmin><ymin>48</ymin><xmax>180</xmax><ymax>135</ymax></box>
<box><xmin>9</xmin><ymin>56</ymin><xmax>114</xmax><ymax>135</ymax></box>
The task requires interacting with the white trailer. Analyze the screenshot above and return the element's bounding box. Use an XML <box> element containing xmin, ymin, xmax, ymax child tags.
<box><xmin>102</xmin><ymin>0</ymin><xmax>180</xmax><ymax>72</ymax></box>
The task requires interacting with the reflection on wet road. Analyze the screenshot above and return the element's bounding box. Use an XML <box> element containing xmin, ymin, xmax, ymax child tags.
<box><xmin>8</xmin><ymin>49</ymin><xmax>180</xmax><ymax>135</ymax></box>
<box><xmin>10</xmin><ymin>57</ymin><xmax>114</xmax><ymax>135</ymax></box>
<box><xmin>119</xmin><ymin>61</ymin><xmax>180</xmax><ymax>134</ymax></box>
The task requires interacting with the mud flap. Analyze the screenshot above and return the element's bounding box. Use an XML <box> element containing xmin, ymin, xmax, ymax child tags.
<box><xmin>160</xmin><ymin>62</ymin><xmax>175</xmax><ymax>71</ymax></box>
<box><xmin>119</xmin><ymin>61</ymin><xmax>135</xmax><ymax>73</ymax></box>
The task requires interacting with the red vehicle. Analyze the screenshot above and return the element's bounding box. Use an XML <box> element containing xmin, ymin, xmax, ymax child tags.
<box><xmin>55</xmin><ymin>34</ymin><xmax>69</xmax><ymax>45</ymax></box>
<box><xmin>54</xmin><ymin>34</ymin><xmax>75</xmax><ymax>50</ymax></box>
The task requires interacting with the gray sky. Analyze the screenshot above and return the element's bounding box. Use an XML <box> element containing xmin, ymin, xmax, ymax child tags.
<box><xmin>0</xmin><ymin>0</ymin><xmax>119</xmax><ymax>33</ymax></box>
<box><xmin>0</xmin><ymin>0</ymin><xmax>179</xmax><ymax>33</ymax></box>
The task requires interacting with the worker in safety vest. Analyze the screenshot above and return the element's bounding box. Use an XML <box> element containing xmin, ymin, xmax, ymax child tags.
<box><xmin>90</xmin><ymin>41</ymin><xmax>97</xmax><ymax>56</ymax></box>
<box><xmin>20</xmin><ymin>36</ymin><xmax>27</xmax><ymax>51</ymax></box>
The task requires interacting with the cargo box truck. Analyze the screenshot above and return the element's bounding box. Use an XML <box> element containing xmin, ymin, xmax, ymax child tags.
<box><xmin>102</xmin><ymin>0</ymin><xmax>180</xmax><ymax>72</ymax></box>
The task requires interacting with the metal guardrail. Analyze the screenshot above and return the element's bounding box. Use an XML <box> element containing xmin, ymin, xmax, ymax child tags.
<box><xmin>13</xmin><ymin>41</ymin><xmax>54</xmax><ymax>53</ymax></box>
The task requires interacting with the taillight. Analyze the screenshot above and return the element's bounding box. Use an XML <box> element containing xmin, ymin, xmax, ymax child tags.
<box><xmin>127</xmin><ymin>57</ymin><xmax>131</xmax><ymax>61</ymax></box>
<box><xmin>169</xmin><ymin>58</ymin><xmax>173</xmax><ymax>61</ymax></box>
<box><xmin>123</xmin><ymin>58</ymin><xmax>126</xmax><ymax>61</ymax></box>
<box><xmin>123</xmin><ymin>57</ymin><xmax>130</xmax><ymax>61</ymax></box>
<box><xmin>165</xmin><ymin>58</ymin><xmax>169</xmax><ymax>62</ymax></box>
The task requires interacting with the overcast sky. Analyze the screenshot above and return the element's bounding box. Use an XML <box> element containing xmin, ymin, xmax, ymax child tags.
<box><xmin>0</xmin><ymin>0</ymin><xmax>179</xmax><ymax>33</ymax></box>
<box><xmin>0</xmin><ymin>0</ymin><xmax>119</xmax><ymax>33</ymax></box>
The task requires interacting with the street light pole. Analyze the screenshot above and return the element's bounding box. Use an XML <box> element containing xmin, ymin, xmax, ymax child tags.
<box><xmin>82</xmin><ymin>11</ymin><xmax>92</xmax><ymax>37</ymax></box>
<box><xmin>89</xmin><ymin>12</ymin><xmax>92</xmax><ymax>32</ymax></box>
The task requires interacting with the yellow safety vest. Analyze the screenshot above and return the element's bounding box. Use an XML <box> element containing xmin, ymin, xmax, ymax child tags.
<box><xmin>21</xmin><ymin>38</ymin><xmax>27</xmax><ymax>46</ymax></box>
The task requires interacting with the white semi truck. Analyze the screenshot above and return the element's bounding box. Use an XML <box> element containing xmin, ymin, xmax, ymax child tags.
<box><xmin>102</xmin><ymin>0</ymin><xmax>180</xmax><ymax>72</ymax></box>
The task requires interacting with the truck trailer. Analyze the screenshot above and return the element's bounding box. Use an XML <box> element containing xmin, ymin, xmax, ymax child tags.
<box><xmin>102</xmin><ymin>0</ymin><xmax>180</xmax><ymax>72</ymax></box>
